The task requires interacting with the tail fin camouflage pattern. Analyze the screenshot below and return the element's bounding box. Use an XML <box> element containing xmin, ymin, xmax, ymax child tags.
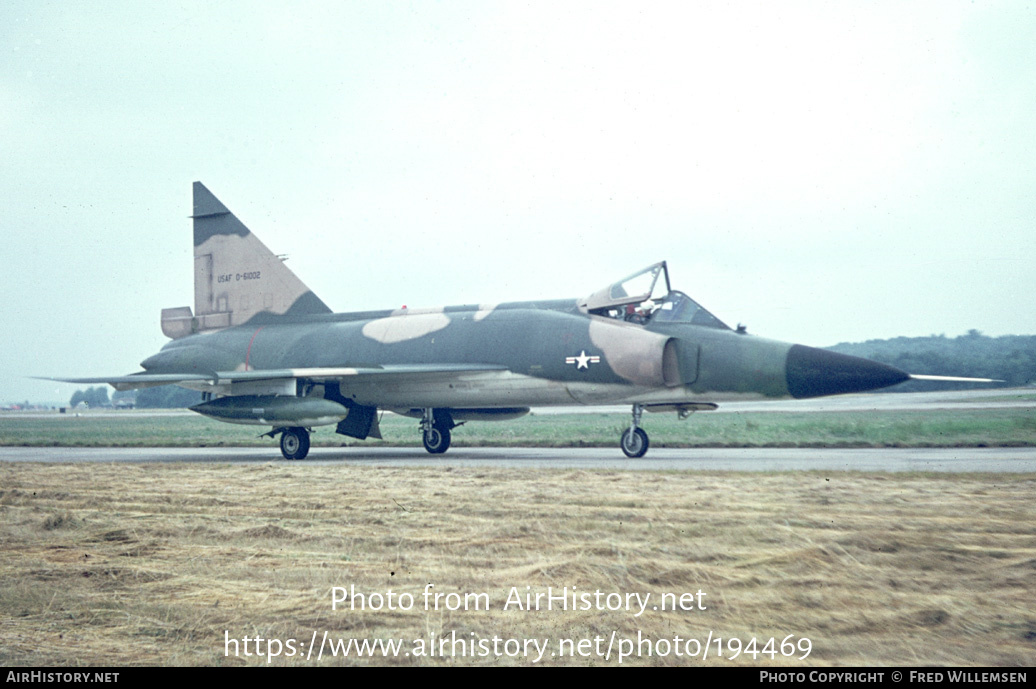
<box><xmin>161</xmin><ymin>182</ymin><xmax>331</xmax><ymax>338</ymax></box>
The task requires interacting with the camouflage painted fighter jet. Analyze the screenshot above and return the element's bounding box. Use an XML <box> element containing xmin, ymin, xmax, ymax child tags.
<box><xmin>50</xmin><ymin>183</ymin><xmax>996</xmax><ymax>460</ymax></box>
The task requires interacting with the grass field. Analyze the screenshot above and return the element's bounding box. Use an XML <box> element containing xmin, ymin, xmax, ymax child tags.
<box><xmin>1</xmin><ymin>462</ymin><xmax>1034</xmax><ymax>666</ymax></box>
<box><xmin>2</xmin><ymin>406</ymin><xmax>1034</xmax><ymax>449</ymax></box>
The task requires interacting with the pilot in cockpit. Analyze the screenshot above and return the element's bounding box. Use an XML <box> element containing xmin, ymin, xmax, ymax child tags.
<box><xmin>624</xmin><ymin>299</ymin><xmax>657</xmax><ymax>324</ymax></box>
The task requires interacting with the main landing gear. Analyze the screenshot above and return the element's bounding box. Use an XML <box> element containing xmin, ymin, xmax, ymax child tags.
<box><xmin>620</xmin><ymin>404</ymin><xmax>650</xmax><ymax>458</ymax></box>
<box><xmin>421</xmin><ymin>408</ymin><xmax>456</xmax><ymax>454</ymax></box>
<box><xmin>278</xmin><ymin>426</ymin><xmax>310</xmax><ymax>460</ymax></box>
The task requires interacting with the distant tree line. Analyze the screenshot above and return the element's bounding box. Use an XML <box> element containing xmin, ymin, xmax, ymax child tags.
<box><xmin>69</xmin><ymin>386</ymin><xmax>201</xmax><ymax>408</ymax></box>
<box><xmin>69</xmin><ymin>386</ymin><xmax>109</xmax><ymax>408</ymax></box>
<box><xmin>828</xmin><ymin>331</ymin><xmax>1036</xmax><ymax>392</ymax></box>
<box><xmin>135</xmin><ymin>386</ymin><xmax>203</xmax><ymax>408</ymax></box>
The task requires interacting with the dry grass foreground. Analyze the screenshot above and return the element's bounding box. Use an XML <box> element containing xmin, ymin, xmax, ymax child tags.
<box><xmin>1</xmin><ymin>462</ymin><xmax>1033</xmax><ymax>666</ymax></box>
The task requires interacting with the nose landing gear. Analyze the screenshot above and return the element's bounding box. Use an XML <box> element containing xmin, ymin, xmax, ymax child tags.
<box><xmin>620</xmin><ymin>404</ymin><xmax>649</xmax><ymax>458</ymax></box>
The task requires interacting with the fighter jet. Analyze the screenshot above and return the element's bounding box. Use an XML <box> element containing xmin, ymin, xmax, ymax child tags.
<box><xmin>48</xmin><ymin>182</ymin><xmax>997</xmax><ymax>460</ymax></box>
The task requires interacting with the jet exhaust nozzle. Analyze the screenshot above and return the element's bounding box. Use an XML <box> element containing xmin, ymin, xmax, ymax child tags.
<box><xmin>785</xmin><ymin>345</ymin><xmax>910</xmax><ymax>399</ymax></box>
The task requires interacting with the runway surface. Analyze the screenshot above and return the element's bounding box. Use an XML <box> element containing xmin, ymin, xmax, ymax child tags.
<box><xmin>2</xmin><ymin>445</ymin><xmax>1034</xmax><ymax>472</ymax></box>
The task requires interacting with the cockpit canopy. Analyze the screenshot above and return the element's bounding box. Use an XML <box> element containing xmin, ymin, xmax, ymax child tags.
<box><xmin>579</xmin><ymin>261</ymin><xmax>730</xmax><ymax>330</ymax></box>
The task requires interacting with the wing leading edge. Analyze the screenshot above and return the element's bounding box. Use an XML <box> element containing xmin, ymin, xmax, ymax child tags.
<box><xmin>38</xmin><ymin>363</ymin><xmax>510</xmax><ymax>392</ymax></box>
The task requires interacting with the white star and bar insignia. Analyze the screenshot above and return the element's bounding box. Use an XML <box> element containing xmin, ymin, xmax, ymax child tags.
<box><xmin>565</xmin><ymin>350</ymin><xmax>601</xmax><ymax>369</ymax></box>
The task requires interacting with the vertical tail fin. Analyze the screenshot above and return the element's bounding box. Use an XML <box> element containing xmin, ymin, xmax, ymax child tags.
<box><xmin>188</xmin><ymin>181</ymin><xmax>331</xmax><ymax>332</ymax></box>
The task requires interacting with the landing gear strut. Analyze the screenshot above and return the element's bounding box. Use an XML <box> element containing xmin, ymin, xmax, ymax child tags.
<box><xmin>421</xmin><ymin>408</ymin><xmax>454</xmax><ymax>454</ymax></box>
<box><xmin>620</xmin><ymin>404</ymin><xmax>649</xmax><ymax>458</ymax></box>
<box><xmin>279</xmin><ymin>426</ymin><xmax>311</xmax><ymax>460</ymax></box>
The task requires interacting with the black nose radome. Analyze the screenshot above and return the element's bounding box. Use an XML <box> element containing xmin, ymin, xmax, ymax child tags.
<box><xmin>786</xmin><ymin>345</ymin><xmax>910</xmax><ymax>399</ymax></box>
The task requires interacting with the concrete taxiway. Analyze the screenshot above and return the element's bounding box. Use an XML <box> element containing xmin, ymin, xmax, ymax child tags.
<box><xmin>1</xmin><ymin>445</ymin><xmax>1033</xmax><ymax>472</ymax></box>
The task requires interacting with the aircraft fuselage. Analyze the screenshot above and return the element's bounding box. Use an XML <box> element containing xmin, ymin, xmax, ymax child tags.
<box><xmin>142</xmin><ymin>299</ymin><xmax>899</xmax><ymax>412</ymax></box>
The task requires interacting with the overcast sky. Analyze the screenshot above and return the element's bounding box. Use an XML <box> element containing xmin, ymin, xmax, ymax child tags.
<box><xmin>3</xmin><ymin>1</ymin><xmax>1034</xmax><ymax>404</ymax></box>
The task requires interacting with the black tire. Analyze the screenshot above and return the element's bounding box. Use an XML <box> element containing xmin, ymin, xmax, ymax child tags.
<box><xmin>423</xmin><ymin>426</ymin><xmax>451</xmax><ymax>454</ymax></box>
<box><xmin>280</xmin><ymin>427</ymin><xmax>310</xmax><ymax>460</ymax></box>
<box><xmin>620</xmin><ymin>427</ymin><xmax>649</xmax><ymax>458</ymax></box>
